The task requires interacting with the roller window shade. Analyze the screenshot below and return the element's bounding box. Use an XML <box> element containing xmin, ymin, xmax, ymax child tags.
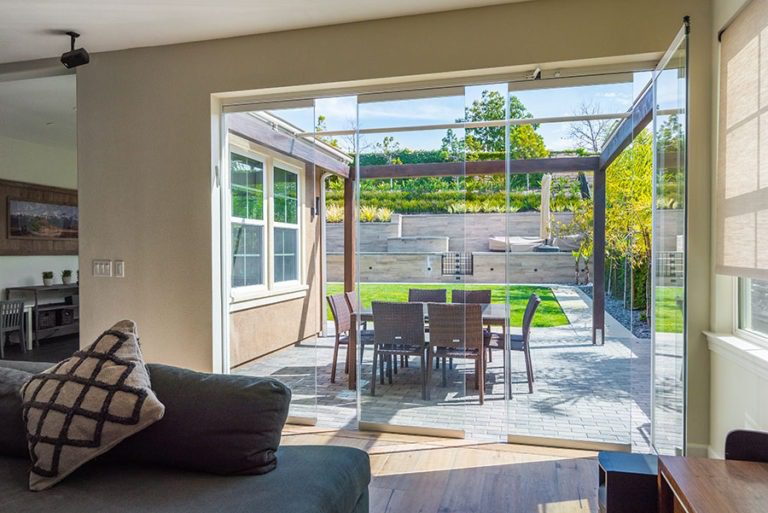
<box><xmin>717</xmin><ymin>0</ymin><xmax>768</xmax><ymax>279</ymax></box>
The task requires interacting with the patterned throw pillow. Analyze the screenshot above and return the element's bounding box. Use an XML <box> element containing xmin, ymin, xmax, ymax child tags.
<box><xmin>20</xmin><ymin>320</ymin><xmax>165</xmax><ymax>491</ymax></box>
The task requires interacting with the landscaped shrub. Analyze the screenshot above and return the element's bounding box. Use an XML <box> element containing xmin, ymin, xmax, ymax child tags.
<box><xmin>325</xmin><ymin>205</ymin><xmax>393</xmax><ymax>223</ymax></box>
<box><xmin>326</xmin><ymin>204</ymin><xmax>344</xmax><ymax>223</ymax></box>
<box><xmin>359</xmin><ymin>206</ymin><xmax>378</xmax><ymax>223</ymax></box>
<box><xmin>325</xmin><ymin>189</ymin><xmax>579</xmax><ymax>215</ymax></box>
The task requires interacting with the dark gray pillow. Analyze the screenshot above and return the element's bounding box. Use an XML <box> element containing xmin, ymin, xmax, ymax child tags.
<box><xmin>0</xmin><ymin>367</ymin><xmax>34</xmax><ymax>457</ymax></box>
<box><xmin>110</xmin><ymin>364</ymin><xmax>291</xmax><ymax>475</ymax></box>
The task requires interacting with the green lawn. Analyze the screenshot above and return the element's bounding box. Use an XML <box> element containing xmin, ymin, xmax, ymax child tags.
<box><xmin>655</xmin><ymin>286</ymin><xmax>684</xmax><ymax>334</ymax></box>
<box><xmin>326</xmin><ymin>283</ymin><xmax>569</xmax><ymax>328</ymax></box>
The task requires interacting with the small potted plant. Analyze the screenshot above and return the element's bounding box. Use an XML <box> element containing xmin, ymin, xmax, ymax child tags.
<box><xmin>61</xmin><ymin>270</ymin><xmax>73</xmax><ymax>285</ymax></box>
<box><xmin>42</xmin><ymin>271</ymin><xmax>54</xmax><ymax>286</ymax></box>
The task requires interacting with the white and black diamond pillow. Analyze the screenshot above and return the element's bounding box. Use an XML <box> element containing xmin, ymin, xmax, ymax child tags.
<box><xmin>20</xmin><ymin>320</ymin><xmax>165</xmax><ymax>491</ymax></box>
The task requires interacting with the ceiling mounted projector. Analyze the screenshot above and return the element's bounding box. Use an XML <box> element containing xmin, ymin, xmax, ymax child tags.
<box><xmin>61</xmin><ymin>31</ymin><xmax>89</xmax><ymax>68</ymax></box>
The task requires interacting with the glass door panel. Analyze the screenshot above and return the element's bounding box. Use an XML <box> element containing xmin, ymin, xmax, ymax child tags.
<box><xmin>225</xmin><ymin>101</ymin><xmax>319</xmax><ymax>424</ymax></box>
<box><xmin>651</xmin><ymin>26</ymin><xmax>688</xmax><ymax>455</ymax></box>
<box><xmin>356</xmin><ymin>87</ymin><xmax>470</xmax><ymax>435</ymax></box>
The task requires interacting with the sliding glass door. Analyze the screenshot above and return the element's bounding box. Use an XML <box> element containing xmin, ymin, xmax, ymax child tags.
<box><xmin>217</xmin><ymin>32</ymin><xmax>689</xmax><ymax>449</ymax></box>
<box><xmin>651</xmin><ymin>24</ymin><xmax>688</xmax><ymax>455</ymax></box>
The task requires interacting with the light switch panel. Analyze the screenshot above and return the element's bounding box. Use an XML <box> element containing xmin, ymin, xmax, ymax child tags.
<box><xmin>113</xmin><ymin>260</ymin><xmax>125</xmax><ymax>278</ymax></box>
<box><xmin>92</xmin><ymin>260</ymin><xmax>112</xmax><ymax>277</ymax></box>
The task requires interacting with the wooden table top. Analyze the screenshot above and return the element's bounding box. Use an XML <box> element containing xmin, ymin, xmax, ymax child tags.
<box><xmin>659</xmin><ymin>456</ymin><xmax>768</xmax><ymax>513</ymax></box>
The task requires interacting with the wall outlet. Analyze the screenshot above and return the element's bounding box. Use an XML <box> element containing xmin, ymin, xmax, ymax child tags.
<box><xmin>113</xmin><ymin>260</ymin><xmax>125</xmax><ymax>278</ymax></box>
<box><xmin>92</xmin><ymin>260</ymin><xmax>112</xmax><ymax>277</ymax></box>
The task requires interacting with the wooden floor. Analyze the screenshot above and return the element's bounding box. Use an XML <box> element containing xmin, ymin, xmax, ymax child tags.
<box><xmin>1</xmin><ymin>334</ymin><xmax>78</xmax><ymax>363</ymax></box>
<box><xmin>282</xmin><ymin>426</ymin><xmax>599</xmax><ymax>513</ymax></box>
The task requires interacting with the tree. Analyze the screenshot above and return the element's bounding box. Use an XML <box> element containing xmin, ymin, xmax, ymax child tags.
<box><xmin>442</xmin><ymin>90</ymin><xmax>549</xmax><ymax>191</ymax></box>
<box><xmin>567</xmin><ymin>100</ymin><xmax>615</xmax><ymax>153</ymax></box>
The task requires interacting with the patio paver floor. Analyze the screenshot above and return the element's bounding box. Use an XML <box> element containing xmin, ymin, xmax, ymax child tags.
<box><xmin>236</xmin><ymin>287</ymin><xmax>668</xmax><ymax>452</ymax></box>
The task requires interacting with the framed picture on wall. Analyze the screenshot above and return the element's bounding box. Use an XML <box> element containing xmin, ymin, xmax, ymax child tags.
<box><xmin>7</xmin><ymin>199</ymin><xmax>79</xmax><ymax>240</ymax></box>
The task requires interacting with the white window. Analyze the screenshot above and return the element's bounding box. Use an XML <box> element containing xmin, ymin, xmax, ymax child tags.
<box><xmin>229</xmin><ymin>146</ymin><xmax>302</xmax><ymax>297</ymax></box>
<box><xmin>230</xmin><ymin>151</ymin><xmax>265</xmax><ymax>289</ymax></box>
<box><xmin>739</xmin><ymin>278</ymin><xmax>768</xmax><ymax>340</ymax></box>
<box><xmin>272</xmin><ymin>165</ymin><xmax>300</xmax><ymax>284</ymax></box>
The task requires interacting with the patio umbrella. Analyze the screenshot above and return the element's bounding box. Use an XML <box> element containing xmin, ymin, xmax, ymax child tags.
<box><xmin>539</xmin><ymin>173</ymin><xmax>552</xmax><ymax>242</ymax></box>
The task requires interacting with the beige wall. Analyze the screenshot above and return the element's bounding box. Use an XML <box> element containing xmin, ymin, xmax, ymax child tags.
<box><xmin>0</xmin><ymin>135</ymin><xmax>76</xmax><ymax>189</ymax></box>
<box><xmin>76</xmin><ymin>0</ymin><xmax>713</xmax><ymax>450</ymax></box>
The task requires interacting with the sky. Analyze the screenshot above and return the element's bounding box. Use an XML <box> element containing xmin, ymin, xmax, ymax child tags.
<box><xmin>261</xmin><ymin>71</ymin><xmax>655</xmax><ymax>154</ymax></box>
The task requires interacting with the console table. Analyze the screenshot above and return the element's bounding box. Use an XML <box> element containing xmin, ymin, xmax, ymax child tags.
<box><xmin>5</xmin><ymin>284</ymin><xmax>79</xmax><ymax>348</ymax></box>
<box><xmin>658</xmin><ymin>456</ymin><xmax>768</xmax><ymax>513</ymax></box>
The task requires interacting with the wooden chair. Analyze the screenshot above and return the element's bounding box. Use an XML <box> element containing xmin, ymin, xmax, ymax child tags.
<box><xmin>427</xmin><ymin>303</ymin><xmax>486</xmax><ymax>404</ymax></box>
<box><xmin>725</xmin><ymin>430</ymin><xmax>768</xmax><ymax>463</ymax></box>
<box><xmin>370</xmin><ymin>301</ymin><xmax>428</xmax><ymax>399</ymax></box>
<box><xmin>408</xmin><ymin>288</ymin><xmax>447</xmax><ymax>303</ymax></box>
<box><xmin>327</xmin><ymin>294</ymin><xmax>373</xmax><ymax>384</ymax></box>
<box><xmin>451</xmin><ymin>289</ymin><xmax>491</xmax><ymax>304</ymax></box>
<box><xmin>0</xmin><ymin>300</ymin><xmax>26</xmax><ymax>359</ymax></box>
<box><xmin>486</xmin><ymin>293</ymin><xmax>541</xmax><ymax>394</ymax></box>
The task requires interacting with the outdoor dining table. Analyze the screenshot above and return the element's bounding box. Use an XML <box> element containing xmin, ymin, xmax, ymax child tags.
<box><xmin>346</xmin><ymin>302</ymin><xmax>508</xmax><ymax>390</ymax></box>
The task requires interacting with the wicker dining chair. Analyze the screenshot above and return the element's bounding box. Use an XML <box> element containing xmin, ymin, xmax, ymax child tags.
<box><xmin>344</xmin><ymin>291</ymin><xmax>368</xmax><ymax>331</ymax></box>
<box><xmin>452</xmin><ymin>289</ymin><xmax>494</xmax><ymax>362</ymax></box>
<box><xmin>0</xmin><ymin>300</ymin><xmax>26</xmax><ymax>359</ymax></box>
<box><xmin>427</xmin><ymin>303</ymin><xmax>486</xmax><ymax>404</ymax></box>
<box><xmin>485</xmin><ymin>293</ymin><xmax>541</xmax><ymax>394</ymax></box>
<box><xmin>408</xmin><ymin>288</ymin><xmax>447</xmax><ymax>303</ymax></box>
<box><xmin>327</xmin><ymin>294</ymin><xmax>373</xmax><ymax>384</ymax></box>
<box><xmin>370</xmin><ymin>301</ymin><xmax>428</xmax><ymax>399</ymax></box>
<box><xmin>451</xmin><ymin>289</ymin><xmax>491</xmax><ymax>304</ymax></box>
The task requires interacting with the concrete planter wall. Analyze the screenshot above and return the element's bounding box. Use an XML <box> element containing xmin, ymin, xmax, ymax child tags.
<box><xmin>327</xmin><ymin>251</ymin><xmax>589</xmax><ymax>284</ymax></box>
<box><xmin>326</xmin><ymin>212</ymin><xmax>575</xmax><ymax>253</ymax></box>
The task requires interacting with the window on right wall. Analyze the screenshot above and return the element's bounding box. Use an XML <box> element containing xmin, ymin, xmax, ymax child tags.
<box><xmin>739</xmin><ymin>278</ymin><xmax>768</xmax><ymax>338</ymax></box>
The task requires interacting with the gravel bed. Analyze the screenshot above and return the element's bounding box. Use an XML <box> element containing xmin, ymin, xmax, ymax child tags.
<box><xmin>578</xmin><ymin>285</ymin><xmax>651</xmax><ymax>339</ymax></box>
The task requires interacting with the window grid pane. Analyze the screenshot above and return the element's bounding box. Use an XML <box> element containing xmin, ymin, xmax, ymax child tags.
<box><xmin>232</xmin><ymin>223</ymin><xmax>264</xmax><ymax>288</ymax></box>
<box><xmin>273</xmin><ymin>166</ymin><xmax>298</xmax><ymax>225</ymax></box>
<box><xmin>231</xmin><ymin>153</ymin><xmax>264</xmax><ymax>221</ymax></box>
<box><xmin>274</xmin><ymin>227</ymin><xmax>298</xmax><ymax>283</ymax></box>
<box><xmin>740</xmin><ymin>278</ymin><xmax>768</xmax><ymax>337</ymax></box>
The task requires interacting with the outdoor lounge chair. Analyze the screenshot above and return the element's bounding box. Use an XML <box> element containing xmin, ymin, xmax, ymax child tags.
<box><xmin>427</xmin><ymin>303</ymin><xmax>486</xmax><ymax>404</ymax></box>
<box><xmin>485</xmin><ymin>293</ymin><xmax>541</xmax><ymax>394</ymax></box>
<box><xmin>370</xmin><ymin>301</ymin><xmax>428</xmax><ymax>399</ymax></box>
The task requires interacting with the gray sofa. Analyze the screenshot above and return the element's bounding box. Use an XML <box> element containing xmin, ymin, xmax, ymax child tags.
<box><xmin>0</xmin><ymin>360</ymin><xmax>370</xmax><ymax>513</ymax></box>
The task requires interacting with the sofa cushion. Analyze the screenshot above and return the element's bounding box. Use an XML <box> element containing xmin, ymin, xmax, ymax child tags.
<box><xmin>0</xmin><ymin>445</ymin><xmax>371</xmax><ymax>513</ymax></box>
<box><xmin>0</xmin><ymin>362</ymin><xmax>55</xmax><ymax>458</ymax></box>
<box><xmin>109</xmin><ymin>364</ymin><xmax>291</xmax><ymax>475</ymax></box>
<box><xmin>0</xmin><ymin>367</ymin><xmax>35</xmax><ymax>457</ymax></box>
<box><xmin>20</xmin><ymin>320</ymin><xmax>165</xmax><ymax>490</ymax></box>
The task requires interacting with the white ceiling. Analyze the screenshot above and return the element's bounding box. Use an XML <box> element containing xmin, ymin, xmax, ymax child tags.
<box><xmin>0</xmin><ymin>74</ymin><xmax>76</xmax><ymax>147</ymax></box>
<box><xmin>0</xmin><ymin>0</ymin><xmax>531</xmax><ymax>64</ymax></box>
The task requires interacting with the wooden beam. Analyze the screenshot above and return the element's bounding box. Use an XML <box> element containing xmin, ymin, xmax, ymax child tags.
<box><xmin>343</xmin><ymin>177</ymin><xmax>357</xmax><ymax>390</ymax></box>
<box><xmin>359</xmin><ymin>157</ymin><xmax>599</xmax><ymax>179</ymax></box>
<box><xmin>599</xmin><ymin>86</ymin><xmax>654</xmax><ymax>170</ymax></box>
<box><xmin>592</xmin><ymin>167</ymin><xmax>606</xmax><ymax>345</ymax></box>
<box><xmin>228</xmin><ymin>113</ymin><xmax>350</xmax><ymax>178</ymax></box>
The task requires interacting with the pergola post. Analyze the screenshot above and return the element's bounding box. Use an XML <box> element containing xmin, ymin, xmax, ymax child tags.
<box><xmin>593</xmin><ymin>166</ymin><xmax>606</xmax><ymax>345</ymax></box>
<box><xmin>343</xmin><ymin>176</ymin><xmax>356</xmax><ymax>293</ymax></box>
<box><xmin>343</xmin><ymin>175</ymin><xmax>357</xmax><ymax>389</ymax></box>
